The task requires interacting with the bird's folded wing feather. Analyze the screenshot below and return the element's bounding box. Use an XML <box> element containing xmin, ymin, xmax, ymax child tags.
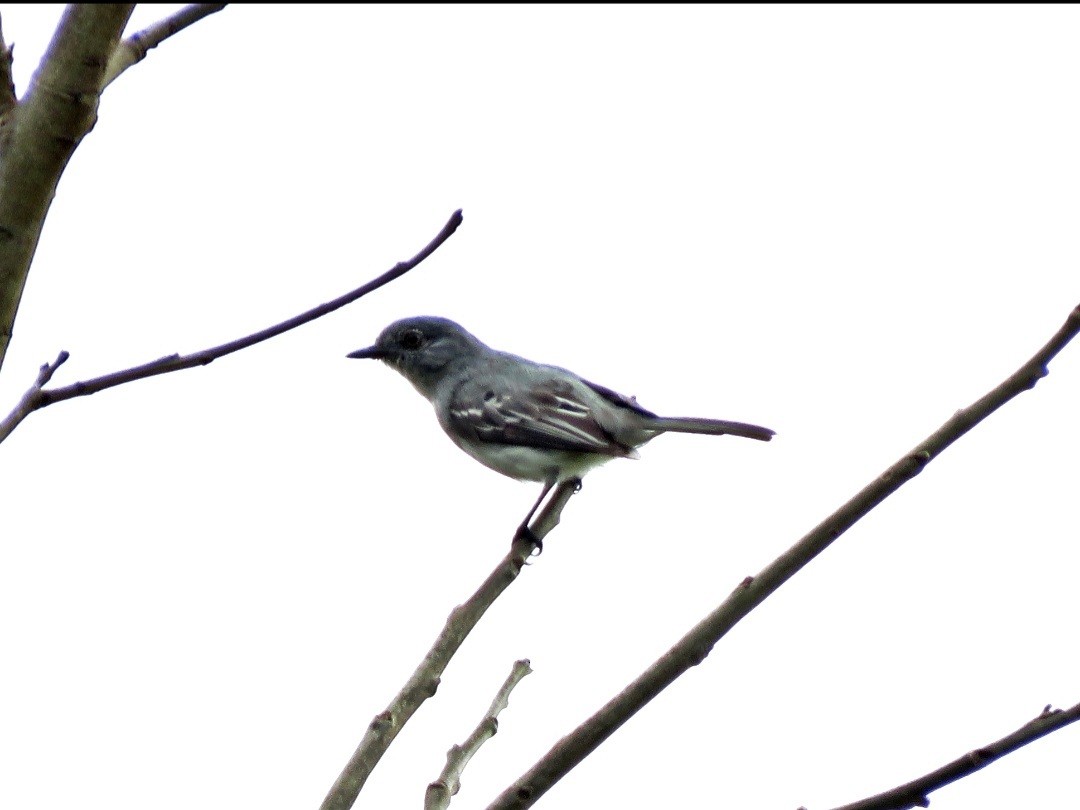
<box><xmin>447</xmin><ymin>375</ymin><xmax>635</xmax><ymax>457</ymax></box>
<box><xmin>580</xmin><ymin>377</ymin><xmax>658</xmax><ymax>417</ymax></box>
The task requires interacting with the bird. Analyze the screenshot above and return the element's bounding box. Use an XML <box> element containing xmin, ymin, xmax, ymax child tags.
<box><xmin>347</xmin><ymin>316</ymin><xmax>773</xmax><ymax>546</ymax></box>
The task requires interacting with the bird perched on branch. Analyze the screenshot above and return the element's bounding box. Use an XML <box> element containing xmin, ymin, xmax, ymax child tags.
<box><xmin>348</xmin><ymin>316</ymin><xmax>773</xmax><ymax>545</ymax></box>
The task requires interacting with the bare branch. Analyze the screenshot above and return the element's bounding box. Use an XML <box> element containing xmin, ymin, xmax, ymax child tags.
<box><xmin>486</xmin><ymin>304</ymin><xmax>1080</xmax><ymax>809</ymax></box>
<box><xmin>426</xmin><ymin>659</ymin><xmax>533</xmax><ymax>810</ymax></box>
<box><xmin>0</xmin><ymin>13</ymin><xmax>16</xmax><ymax>117</ymax></box>
<box><xmin>103</xmin><ymin>4</ymin><xmax>227</xmax><ymax>87</ymax></box>
<box><xmin>528</xmin><ymin>480</ymin><xmax>578</xmax><ymax>541</ymax></box>
<box><xmin>823</xmin><ymin>702</ymin><xmax>1080</xmax><ymax>810</ymax></box>
<box><xmin>0</xmin><ymin>4</ymin><xmax>135</xmax><ymax>371</ymax></box>
<box><xmin>320</xmin><ymin>481</ymin><xmax>578</xmax><ymax>810</ymax></box>
<box><xmin>0</xmin><ymin>350</ymin><xmax>68</xmax><ymax>437</ymax></box>
<box><xmin>0</xmin><ymin>209</ymin><xmax>463</xmax><ymax>445</ymax></box>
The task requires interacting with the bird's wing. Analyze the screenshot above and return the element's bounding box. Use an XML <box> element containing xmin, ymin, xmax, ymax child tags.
<box><xmin>579</xmin><ymin>377</ymin><xmax>659</xmax><ymax>418</ymax></box>
<box><xmin>447</xmin><ymin>372</ymin><xmax>636</xmax><ymax>457</ymax></box>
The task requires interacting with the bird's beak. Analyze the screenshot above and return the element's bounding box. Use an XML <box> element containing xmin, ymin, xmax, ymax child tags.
<box><xmin>346</xmin><ymin>346</ymin><xmax>387</xmax><ymax>360</ymax></box>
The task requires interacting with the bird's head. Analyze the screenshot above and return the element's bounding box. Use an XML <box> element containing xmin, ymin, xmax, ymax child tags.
<box><xmin>347</xmin><ymin>316</ymin><xmax>486</xmax><ymax>399</ymax></box>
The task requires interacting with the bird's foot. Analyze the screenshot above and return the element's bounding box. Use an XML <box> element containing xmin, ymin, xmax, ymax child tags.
<box><xmin>514</xmin><ymin>523</ymin><xmax>543</xmax><ymax>555</ymax></box>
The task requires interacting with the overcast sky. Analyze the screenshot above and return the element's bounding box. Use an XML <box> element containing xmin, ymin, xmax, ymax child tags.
<box><xmin>1</xmin><ymin>5</ymin><xmax>1078</xmax><ymax>810</ymax></box>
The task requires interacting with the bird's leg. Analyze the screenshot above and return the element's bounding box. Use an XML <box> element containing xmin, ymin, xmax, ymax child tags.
<box><xmin>514</xmin><ymin>480</ymin><xmax>554</xmax><ymax>553</ymax></box>
<box><xmin>513</xmin><ymin>477</ymin><xmax>584</xmax><ymax>555</ymax></box>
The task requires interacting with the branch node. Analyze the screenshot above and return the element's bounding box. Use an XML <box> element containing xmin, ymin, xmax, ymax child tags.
<box><xmin>37</xmin><ymin>349</ymin><xmax>70</xmax><ymax>385</ymax></box>
<box><xmin>368</xmin><ymin>710</ymin><xmax>393</xmax><ymax>732</ymax></box>
<box><xmin>687</xmin><ymin>642</ymin><xmax>713</xmax><ymax>666</ymax></box>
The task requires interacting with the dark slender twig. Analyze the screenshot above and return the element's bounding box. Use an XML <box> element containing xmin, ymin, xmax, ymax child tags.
<box><xmin>0</xmin><ymin>210</ymin><xmax>463</xmax><ymax>445</ymax></box>
<box><xmin>103</xmin><ymin>4</ymin><xmax>228</xmax><ymax>87</ymax></box>
<box><xmin>320</xmin><ymin>480</ymin><xmax>579</xmax><ymax>810</ymax></box>
<box><xmin>822</xmin><ymin>702</ymin><xmax>1080</xmax><ymax>810</ymax></box>
<box><xmin>426</xmin><ymin>659</ymin><xmax>533</xmax><ymax>810</ymax></box>
<box><xmin>486</xmin><ymin>304</ymin><xmax>1080</xmax><ymax>809</ymax></box>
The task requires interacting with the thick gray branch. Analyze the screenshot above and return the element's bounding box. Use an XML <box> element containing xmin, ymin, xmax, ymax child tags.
<box><xmin>0</xmin><ymin>13</ymin><xmax>16</xmax><ymax>117</ymax></box>
<box><xmin>0</xmin><ymin>4</ymin><xmax>134</xmax><ymax>372</ymax></box>
<box><xmin>486</xmin><ymin>304</ymin><xmax>1080</xmax><ymax>809</ymax></box>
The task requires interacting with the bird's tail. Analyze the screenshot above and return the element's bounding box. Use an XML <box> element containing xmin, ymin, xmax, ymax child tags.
<box><xmin>649</xmin><ymin>416</ymin><xmax>775</xmax><ymax>442</ymax></box>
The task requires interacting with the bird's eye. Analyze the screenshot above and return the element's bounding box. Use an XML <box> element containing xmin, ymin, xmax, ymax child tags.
<box><xmin>400</xmin><ymin>329</ymin><xmax>424</xmax><ymax>351</ymax></box>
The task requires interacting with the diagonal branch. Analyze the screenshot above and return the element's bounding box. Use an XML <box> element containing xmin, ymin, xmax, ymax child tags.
<box><xmin>823</xmin><ymin>701</ymin><xmax>1080</xmax><ymax>810</ymax></box>
<box><xmin>0</xmin><ymin>5</ymin><xmax>135</xmax><ymax>372</ymax></box>
<box><xmin>103</xmin><ymin>4</ymin><xmax>228</xmax><ymax>87</ymax></box>
<box><xmin>320</xmin><ymin>480</ymin><xmax>579</xmax><ymax>810</ymax></box>
<box><xmin>0</xmin><ymin>209</ymin><xmax>463</xmax><ymax>445</ymax></box>
<box><xmin>486</xmin><ymin>303</ymin><xmax>1080</xmax><ymax>809</ymax></box>
<box><xmin>426</xmin><ymin>659</ymin><xmax>534</xmax><ymax>810</ymax></box>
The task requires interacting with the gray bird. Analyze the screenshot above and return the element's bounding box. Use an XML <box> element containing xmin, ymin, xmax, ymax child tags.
<box><xmin>348</xmin><ymin>316</ymin><xmax>773</xmax><ymax>543</ymax></box>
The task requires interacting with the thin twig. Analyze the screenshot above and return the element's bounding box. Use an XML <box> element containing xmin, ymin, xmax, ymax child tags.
<box><xmin>103</xmin><ymin>4</ymin><xmax>227</xmax><ymax>87</ymax></box>
<box><xmin>486</xmin><ymin>304</ymin><xmax>1080</xmax><ymax>809</ymax></box>
<box><xmin>320</xmin><ymin>480</ymin><xmax>579</xmax><ymax>810</ymax></box>
<box><xmin>426</xmin><ymin>659</ymin><xmax>534</xmax><ymax>810</ymax></box>
<box><xmin>0</xmin><ymin>210</ymin><xmax>463</xmax><ymax>445</ymax></box>
<box><xmin>0</xmin><ymin>351</ymin><xmax>69</xmax><ymax>438</ymax></box>
<box><xmin>822</xmin><ymin>702</ymin><xmax>1080</xmax><ymax>810</ymax></box>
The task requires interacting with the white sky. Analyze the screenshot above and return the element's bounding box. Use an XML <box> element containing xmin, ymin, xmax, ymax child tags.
<box><xmin>1</xmin><ymin>5</ymin><xmax>1078</xmax><ymax>809</ymax></box>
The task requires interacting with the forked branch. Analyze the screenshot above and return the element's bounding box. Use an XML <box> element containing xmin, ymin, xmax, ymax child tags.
<box><xmin>320</xmin><ymin>481</ymin><xmax>578</xmax><ymax>810</ymax></box>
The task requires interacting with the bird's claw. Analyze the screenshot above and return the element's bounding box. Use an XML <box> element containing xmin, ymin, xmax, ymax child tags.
<box><xmin>515</xmin><ymin>523</ymin><xmax>543</xmax><ymax>555</ymax></box>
